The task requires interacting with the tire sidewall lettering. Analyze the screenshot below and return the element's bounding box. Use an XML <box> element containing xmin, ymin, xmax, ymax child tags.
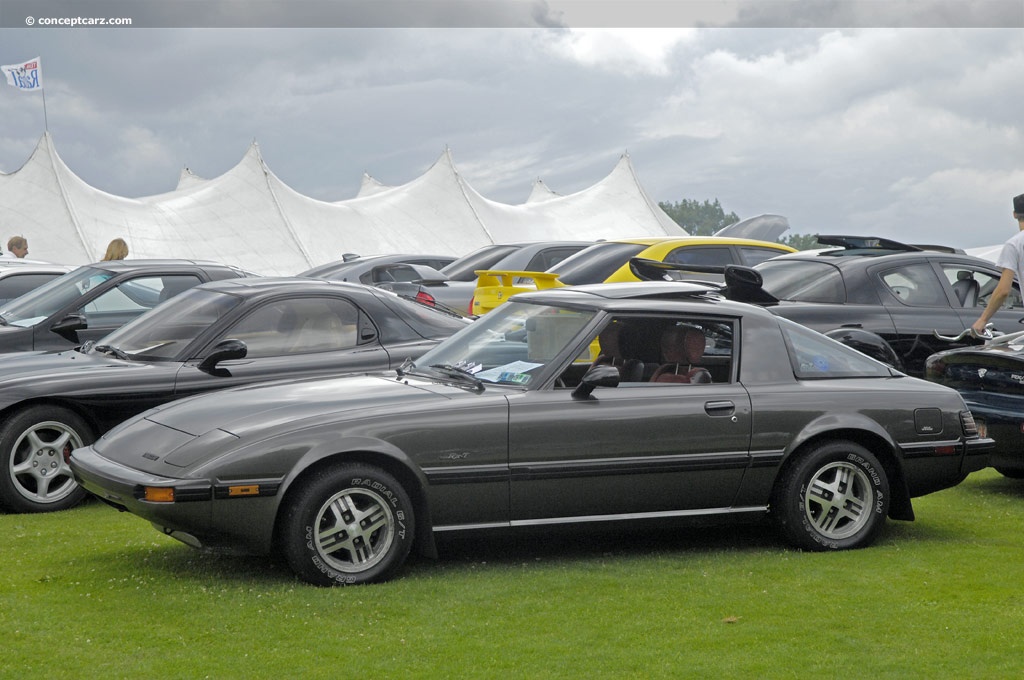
<box><xmin>783</xmin><ymin>444</ymin><xmax>890</xmax><ymax>551</ymax></box>
<box><xmin>847</xmin><ymin>452</ymin><xmax>883</xmax><ymax>491</ymax></box>
<box><xmin>351</xmin><ymin>476</ymin><xmax>400</xmax><ymax>507</ymax></box>
<box><xmin>285</xmin><ymin>465</ymin><xmax>414</xmax><ymax>586</ymax></box>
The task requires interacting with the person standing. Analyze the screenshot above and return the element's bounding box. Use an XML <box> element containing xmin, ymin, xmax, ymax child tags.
<box><xmin>101</xmin><ymin>238</ymin><xmax>129</xmax><ymax>261</ymax></box>
<box><xmin>972</xmin><ymin>193</ymin><xmax>1024</xmax><ymax>335</ymax></box>
<box><xmin>2</xmin><ymin>236</ymin><xmax>28</xmax><ymax>259</ymax></box>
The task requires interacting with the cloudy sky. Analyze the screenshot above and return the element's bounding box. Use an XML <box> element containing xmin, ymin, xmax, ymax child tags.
<box><xmin>1</xmin><ymin>0</ymin><xmax>1023</xmax><ymax>249</ymax></box>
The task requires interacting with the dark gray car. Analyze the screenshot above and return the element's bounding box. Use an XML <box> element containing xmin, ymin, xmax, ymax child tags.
<box><xmin>72</xmin><ymin>280</ymin><xmax>990</xmax><ymax>585</ymax></box>
<box><xmin>0</xmin><ymin>277</ymin><xmax>470</xmax><ymax>513</ymax></box>
<box><xmin>0</xmin><ymin>259</ymin><xmax>251</xmax><ymax>353</ymax></box>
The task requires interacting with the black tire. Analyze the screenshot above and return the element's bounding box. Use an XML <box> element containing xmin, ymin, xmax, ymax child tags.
<box><xmin>0</xmin><ymin>405</ymin><xmax>94</xmax><ymax>513</ymax></box>
<box><xmin>280</xmin><ymin>464</ymin><xmax>414</xmax><ymax>586</ymax></box>
<box><xmin>994</xmin><ymin>466</ymin><xmax>1024</xmax><ymax>479</ymax></box>
<box><xmin>772</xmin><ymin>440</ymin><xmax>889</xmax><ymax>551</ymax></box>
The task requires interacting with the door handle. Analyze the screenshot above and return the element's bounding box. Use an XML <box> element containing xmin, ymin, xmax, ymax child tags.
<box><xmin>704</xmin><ymin>400</ymin><xmax>735</xmax><ymax>416</ymax></box>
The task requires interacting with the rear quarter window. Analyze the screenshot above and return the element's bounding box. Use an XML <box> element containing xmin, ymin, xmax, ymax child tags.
<box><xmin>879</xmin><ymin>264</ymin><xmax>948</xmax><ymax>307</ymax></box>
<box><xmin>778</xmin><ymin>317</ymin><xmax>892</xmax><ymax>379</ymax></box>
<box><xmin>758</xmin><ymin>260</ymin><xmax>847</xmax><ymax>303</ymax></box>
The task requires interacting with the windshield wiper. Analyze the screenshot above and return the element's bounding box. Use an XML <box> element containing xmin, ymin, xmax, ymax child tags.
<box><xmin>429</xmin><ymin>363</ymin><xmax>484</xmax><ymax>392</ymax></box>
<box><xmin>93</xmin><ymin>344</ymin><xmax>130</xmax><ymax>360</ymax></box>
<box><xmin>396</xmin><ymin>357</ymin><xmax>415</xmax><ymax>378</ymax></box>
<box><xmin>0</xmin><ymin>314</ymin><xmax>6</xmax><ymax>326</ymax></box>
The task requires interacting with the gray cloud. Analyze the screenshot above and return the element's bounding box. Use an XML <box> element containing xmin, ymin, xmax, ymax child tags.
<box><xmin>1</xmin><ymin>17</ymin><xmax>1022</xmax><ymax>252</ymax></box>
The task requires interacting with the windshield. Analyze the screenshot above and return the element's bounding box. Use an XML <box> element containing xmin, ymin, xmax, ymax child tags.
<box><xmin>410</xmin><ymin>300</ymin><xmax>596</xmax><ymax>387</ymax></box>
<box><xmin>96</xmin><ymin>287</ymin><xmax>244</xmax><ymax>361</ymax></box>
<box><xmin>441</xmin><ymin>244</ymin><xmax>520</xmax><ymax>281</ymax></box>
<box><xmin>549</xmin><ymin>242</ymin><xmax>647</xmax><ymax>285</ymax></box>
<box><xmin>756</xmin><ymin>259</ymin><xmax>847</xmax><ymax>303</ymax></box>
<box><xmin>0</xmin><ymin>266</ymin><xmax>113</xmax><ymax>327</ymax></box>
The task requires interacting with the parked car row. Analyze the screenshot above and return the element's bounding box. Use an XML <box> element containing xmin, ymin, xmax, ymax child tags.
<box><xmin>69</xmin><ymin>275</ymin><xmax>991</xmax><ymax>585</ymax></box>
<box><xmin>302</xmin><ymin>242</ymin><xmax>594</xmax><ymax>314</ymax></box>
<box><xmin>2</xmin><ymin>233</ymin><xmax>1019</xmax><ymax>588</ymax></box>
<box><xmin>469</xmin><ymin>235</ymin><xmax>797</xmax><ymax>315</ymax></box>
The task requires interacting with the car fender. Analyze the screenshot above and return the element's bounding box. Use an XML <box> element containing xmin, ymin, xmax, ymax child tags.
<box><xmin>274</xmin><ymin>434</ymin><xmax>439</xmax><ymax>558</ymax></box>
<box><xmin>782</xmin><ymin>411</ymin><xmax>914</xmax><ymax>521</ymax></box>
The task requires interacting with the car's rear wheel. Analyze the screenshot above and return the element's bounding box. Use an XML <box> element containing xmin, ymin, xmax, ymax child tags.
<box><xmin>772</xmin><ymin>440</ymin><xmax>889</xmax><ymax>551</ymax></box>
<box><xmin>280</xmin><ymin>464</ymin><xmax>414</xmax><ymax>586</ymax></box>
<box><xmin>0</xmin><ymin>405</ymin><xmax>94</xmax><ymax>513</ymax></box>
<box><xmin>994</xmin><ymin>466</ymin><xmax>1024</xmax><ymax>479</ymax></box>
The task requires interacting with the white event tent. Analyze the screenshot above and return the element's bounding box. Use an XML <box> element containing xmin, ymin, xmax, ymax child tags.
<box><xmin>0</xmin><ymin>133</ymin><xmax>686</xmax><ymax>276</ymax></box>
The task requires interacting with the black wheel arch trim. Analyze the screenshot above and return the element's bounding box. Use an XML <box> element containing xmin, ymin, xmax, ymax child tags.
<box><xmin>272</xmin><ymin>436</ymin><xmax>438</xmax><ymax>560</ymax></box>
<box><xmin>779</xmin><ymin>415</ymin><xmax>915</xmax><ymax>522</ymax></box>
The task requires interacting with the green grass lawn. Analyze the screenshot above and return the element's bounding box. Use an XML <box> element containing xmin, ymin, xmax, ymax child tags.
<box><xmin>3</xmin><ymin>468</ymin><xmax>1023</xmax><ymax>678</ymax></box>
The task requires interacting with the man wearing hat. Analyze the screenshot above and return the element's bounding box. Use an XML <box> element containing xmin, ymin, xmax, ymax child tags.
<box><xmin>971</xmin><ymin>193</ymin><xmax>1024</xmax><ymax>335</ymax></box>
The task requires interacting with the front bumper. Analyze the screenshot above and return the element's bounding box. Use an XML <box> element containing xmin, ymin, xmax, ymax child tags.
<box><xmin>69</xmin><ymin>446</ymin><xmax>277</xmax><ymax>555</ymax></box>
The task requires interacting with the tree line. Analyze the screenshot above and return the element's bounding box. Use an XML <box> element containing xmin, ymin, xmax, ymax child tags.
<box><xmin>658</xmin><ymin>199</ymin><xmax>819</xmax><ymax>251</ymax></box>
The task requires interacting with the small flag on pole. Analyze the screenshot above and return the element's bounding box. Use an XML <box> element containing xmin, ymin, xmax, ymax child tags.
<box><xmin>2</xmin><ymin>57</ymin><xmax>43</xmax><ymax>92</ymax></box>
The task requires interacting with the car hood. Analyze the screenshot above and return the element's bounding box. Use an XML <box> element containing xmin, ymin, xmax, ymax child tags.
<box><xmin>0</xmin><ymin>323</ymin><xmax>33</xmax><ymax>351</ymax></box>
<box><xmin>139</xmin><ymin>373</ymin><xmax>466</xmax><ymax>438</ymax></box>
<box><xmin>0</xmin><ymin>348</ymin><xmax>158</xmax><ymax>405</ymax></box>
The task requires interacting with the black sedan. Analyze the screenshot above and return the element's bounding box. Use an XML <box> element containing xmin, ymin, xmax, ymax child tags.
<box><xmin>0</xmin><ymin>259</ymin><xmax>251</xmax><ymax>353</ymax></box>
<box><xmin>925</xmin><ymin>331</ymin><xmax>1024</xmax><ymax>478</ymax></box>
<box><xmin>71</xmin><ymin>280</ymin><xmax>990</xmax><ymax>585</ymax></box>
<box><xmin>754</xmin><ymin>236</ymin><xmax>1024</xmax><ymax>376</ymax></box>
<box><xmin>0</xmin><ymin>277</ymin><xmax>469</xmax><ymax>513</ymax></box>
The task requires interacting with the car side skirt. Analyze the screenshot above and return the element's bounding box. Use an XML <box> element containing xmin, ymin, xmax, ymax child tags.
<box><xmin>431</xmin><ymin>505</ymin><xmax>767</xmax><ymax>532</ymax></box>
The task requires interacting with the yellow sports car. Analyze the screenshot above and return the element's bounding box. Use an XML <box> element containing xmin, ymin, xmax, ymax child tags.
<box><xmin>471</xmin><ymin>236</ymin><xmax>796</xmax><ymax>315</ymax></box>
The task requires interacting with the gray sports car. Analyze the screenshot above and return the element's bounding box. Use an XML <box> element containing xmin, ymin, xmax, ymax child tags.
<box><xmin>70</xmin><ymin>280</ymin><xmax>991</xmax><ymax>586</ymax></box>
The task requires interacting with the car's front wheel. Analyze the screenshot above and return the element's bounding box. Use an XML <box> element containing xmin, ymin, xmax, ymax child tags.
<box><xmin>0</xmin><ymin>405</ymin><xmax>94</xmax><ymax>513</ymax></box>
<box><xmin>772</xmin><ymin>440</ymin><xmax>889</xmax><ymax>551</ymax></box>
<box><xmin>280</xmin><ymin>464</ymin><xmax>414</xmax><ymax>586</ymax></box>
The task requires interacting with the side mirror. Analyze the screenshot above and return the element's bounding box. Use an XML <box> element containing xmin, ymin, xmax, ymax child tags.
<box><xmin>51</xmin><ymin>313</ymin><xmax>87</xmax><ymax>340</ymax></box>
<box><xmin>198</xmin><ymin>338</ymin><xmax>248</xmax><ymax>372</ymax></box>
<box><xmin>571</xmin><ymin>364</ymin><xmax>620</xmax><ymax>400</ymax></box>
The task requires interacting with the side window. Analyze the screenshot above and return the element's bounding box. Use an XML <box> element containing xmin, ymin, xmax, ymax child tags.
<box><xmin>525</xmin><ymin>247</ymin><xmax>585</xmax><ymax>272</ymax></box>
<box><xmin>938</xmin><ymin>265</ymin><xmax>1008</xmax><ymax>309</ymax></box>
<box><xmin>779</xmin><ymin>317</ymin><xmax>891</xmax><ymax>379</ymax></box>
<box><xmin>82</xmin><ymin>275</ymin><xmax>200</xmax><ymax>315</ymax></box>
<box><xmin>665</xmin><ymin>246</ymin><xmax>733</xmax><ymax>267</ymax></box>
<box><xmin>368</xmin><ymin>265</ymin><xmax>419</xmax><ymax>284</ymax></box>
<box><xmin>0</xmin><ymin>273</ymin><xmax>62</xmax><ymax>306</ymax></box>
<box><xmin>222</xmin><ymin>297</ymin><xmax>362</xmax><ymax>358</ymax></box>
<box><xmin>952</xmin><ymin>266</ymin><xmax>1024</xmax><ymax>310</ymax></box>
<box><xmin>389</xmin><ymin>265</ymin><xmax>423</xmax><ymax>283</ymax></box>
<box><xmin>739</xmin><ymin>246</ymin><xmax>787</xmax><ymax>266</ymax></box>
<box><xmin>879</xmin><ymin>264</ymin><xmax>948</xmax><ymax>307</ymax></box>
<box><xmin>554</xmin><ymin>316</ymin><xmax>735</xmax><ymax>388</ymax></box>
